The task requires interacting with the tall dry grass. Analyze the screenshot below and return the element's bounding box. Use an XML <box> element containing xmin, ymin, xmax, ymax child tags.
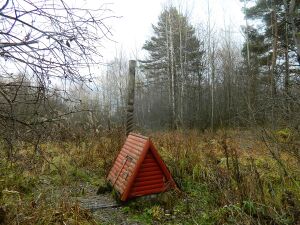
<box><xmin>0</xmin><ymin>128</ymin><xmax>299</xmax><ymax>224</ymax></box>
<box><xmin>148</xmin><ymin>129</ymin><xmax>300</xmax><ymax>224</ymax></box>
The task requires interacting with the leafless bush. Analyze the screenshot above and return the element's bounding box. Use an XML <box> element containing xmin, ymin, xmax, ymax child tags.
<box><xmin>0</xmin><ymin>0</ymin><xmax>115</xmax><ymax>158</ymax></box>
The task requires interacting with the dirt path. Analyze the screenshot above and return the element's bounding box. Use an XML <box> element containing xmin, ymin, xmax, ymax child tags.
<box><xmin>74</xmin><ymin>186</ymin><xmax>141</xmax><ymax>225</ymax></box>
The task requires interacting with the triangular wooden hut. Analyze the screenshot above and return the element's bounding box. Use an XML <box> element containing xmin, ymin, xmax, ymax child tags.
<box><xmin>107</xmin><ymin>133</ymin><xmax>177</xmax><ymax>201</ymax></box>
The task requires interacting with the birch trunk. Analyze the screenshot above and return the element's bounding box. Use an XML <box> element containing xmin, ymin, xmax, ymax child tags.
<box><xmin>168</xmin><ymin>12</ymin><xmax>176</xmax><ymax>129</ymax></box>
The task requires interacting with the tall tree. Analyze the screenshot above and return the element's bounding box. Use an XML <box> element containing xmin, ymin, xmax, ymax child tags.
<box><xmin>142</xmin><ymin>6</ymin><xmax>204</xmax><ymax>129</ymax></box>
<box><xmin>242</xmin><ymin>0</ymin><xmax>300</xmax><ymax>123</ymax></box>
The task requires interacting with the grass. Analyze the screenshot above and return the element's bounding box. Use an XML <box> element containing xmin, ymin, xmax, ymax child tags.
<box><xmin>0</xmin><ymin>135</ymin><xmax>123</xmax><ymax>224</ymax></box>
<box><xmin>0</xmin><ymin>129</ymin><xmax>299</xmax><ymax>224</ymax></box>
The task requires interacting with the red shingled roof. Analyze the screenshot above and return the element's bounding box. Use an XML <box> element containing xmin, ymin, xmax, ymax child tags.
<box><xmin>107</xmin><ymin>133</ymin><xmax>177</xmax><ymax>201</ymax></box>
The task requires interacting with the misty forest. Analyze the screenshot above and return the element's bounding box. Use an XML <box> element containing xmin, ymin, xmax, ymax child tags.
<box><xmin>0</xmin><ymin>0</ymin><xmax>300</xmax><ymax>224</ymax></box>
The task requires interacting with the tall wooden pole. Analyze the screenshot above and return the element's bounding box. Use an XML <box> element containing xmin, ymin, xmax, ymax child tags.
<box><xmin>126</xmin><ymin>60</ymin><xmax>136</xmax><ymax>136</ymax></box>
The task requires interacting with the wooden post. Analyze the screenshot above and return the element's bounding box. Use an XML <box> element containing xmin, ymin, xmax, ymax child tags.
<box><xmin>126</xmin><ymin>60</ymin><xmax>136</xmax><ymax>136</ymax></box>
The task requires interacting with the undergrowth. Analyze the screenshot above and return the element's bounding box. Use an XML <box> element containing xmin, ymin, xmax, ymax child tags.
<box><xmin>125</xmin><ymin>129</ymin><xmax>300</xmax><ymax>225</ymax></box>
<box><xmin>0</xmin><ymin>129</ymin><xmax>299</xmax><ymax>224</ymax></box>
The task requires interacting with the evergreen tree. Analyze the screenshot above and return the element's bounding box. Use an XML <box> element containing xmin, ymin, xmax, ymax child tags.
<box><xmin>242</xmin><ymin>0</ymin><xmax>300</xmax><ymax>123</ymax></box>
<box><xmin>141</xmin><ymin>7</ymin><xmax>204</xmax><ymax>128</ymax></box>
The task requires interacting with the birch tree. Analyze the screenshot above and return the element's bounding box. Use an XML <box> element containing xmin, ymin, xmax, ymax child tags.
<box><xmin>142</xmin><ymin>6</ymin><xmax>203</xmax><ymax>129</ymax></box>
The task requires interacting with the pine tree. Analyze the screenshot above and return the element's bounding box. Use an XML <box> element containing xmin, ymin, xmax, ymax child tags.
<box><xmin>242</xmin><ymin>0</ymin><xmax>300</xmax><ymax>123</ymax></box>
<box><xmin>141</xmin><ymin>6</ymin><xmax>204</xmax><ymax>129</ymax></box>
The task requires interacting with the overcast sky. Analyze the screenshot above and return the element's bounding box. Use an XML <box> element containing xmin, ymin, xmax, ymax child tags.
<box><xmin>99</xmin><ymin>0</ymin><xmax>246</xmax><ymax>62</ymax></box>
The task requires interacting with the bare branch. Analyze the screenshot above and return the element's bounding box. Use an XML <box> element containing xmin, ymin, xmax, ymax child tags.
<box><xmin>0</xmin><ymin>40</ymin><xmax>38</xmax><ymax>48</ymax></box>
